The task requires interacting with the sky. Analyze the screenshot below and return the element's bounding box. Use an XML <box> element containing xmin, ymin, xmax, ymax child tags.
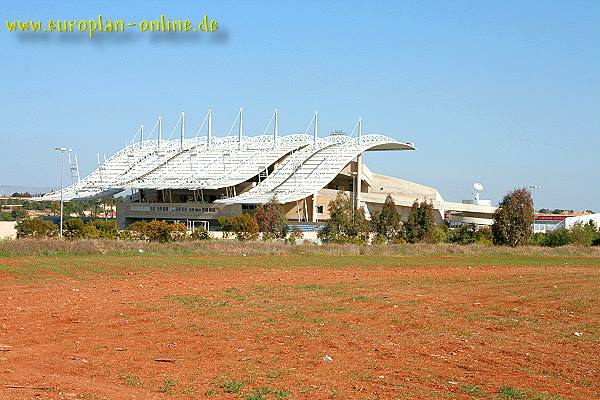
<box><xmin>0</xmin><ymin>1</ymin><xmax>598</xmax><ymax>210</ymax></box>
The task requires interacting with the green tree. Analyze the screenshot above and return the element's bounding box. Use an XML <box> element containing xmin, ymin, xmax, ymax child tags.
<box><xmin>16</xmin><ymin>218</ymin><xmax>58</xmax><ymax>238</ymax></box>
<box><xmin>451</xmin><ymin>223</ymin><xmax>476</xmax><ymax>245</ymax></box>
<box><xmin>230</xmin><ymin>213</ymin><xmax>259</xmax><ymax>241</ymax></box>
<box><xmin>218</xmin><ymin>216</ymin><xmax>233</xmax><ymax>238</ymax></box>
<box><xmin>371</xmin><ymin>194</ymin><xmax>404</xmax><ymax>243</ymax></box>
<box><xmin>404</xmin><ymin>200</ymin><xmax>436</xmax><ymax>243</ymax></box>
<box><xmin>318</xmin><ymin>191</ymin><xmax>370</xmax><ymax>244</ymax></box>
<box><xmin>568</xmin><ymin>221</ymin><xmax>597</xmax><ymax>246</ymax></box>
<box><xmin>254</xmin><ymin>197</ymin><xmax>289</xmax><ymax>240</ymax></box>
<box><xmin>11</xmin><ymin>208</ymin><xmax>28</xmax><ymax>220</ymax></box>
<box><xmin>492</xmin><ymin>188</ymin><xmax>534</xmax><ymax>246</ymax></box>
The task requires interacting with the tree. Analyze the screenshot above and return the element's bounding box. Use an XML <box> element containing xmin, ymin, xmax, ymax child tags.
<box><xmin>318</xmin><ymin>191</ymin><xmax>370</xmax><ymax>244</ymax></box>
<box><xmin>371</xmin><ymin>194</ymin><xmax>404</xmax><ymax>243</ymax></box>
<box><xmin>492</xmin><ymin>188</ymin><xmax>534</xmax><ymax>246</ymax></box>
<box><xmin>254</xmin><ymin>197</ymin><xmax>288</xmax><ymax>240</ymax></box>
<box><xmin>218</xmin><ymin>216</ymin><xmax>233</xmax><ymax>238</ymax></box>
<box><xmin>11</xmin><ymin>208</ymin><xmax>28</xmax><ymax>220</ymax></box>
<box><xmin>230</xmin><ymin>213</ymin><xmax>259</xmax><ymax>241</ymax></box>
<box><xmin>404</xmin><ymin>200</ymin><xmax>436</xmax><ymax>243</ymax></box>
<box><xmin>16</xmin><ymin>218</ymin><xmax>58</xmax><ymax>238</ymax></box>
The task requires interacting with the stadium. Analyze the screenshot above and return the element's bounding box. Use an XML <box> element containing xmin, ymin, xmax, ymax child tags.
<box><xmin>38</xmin><ymin>109</ymin><xmax>496</xmax><ymax>231</ymax></box>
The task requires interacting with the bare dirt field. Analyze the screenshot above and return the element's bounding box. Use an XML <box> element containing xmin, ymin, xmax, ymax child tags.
<box><xmin>0</xmin><ymin>253</ymin><xmax>598</xmax><ymax>399</ymax></box>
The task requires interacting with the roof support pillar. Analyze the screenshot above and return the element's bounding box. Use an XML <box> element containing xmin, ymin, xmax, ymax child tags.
<box><xmin>238</xmin><ymin>107</ymin><xmax>243</xmax><ymax>150</ymax></box>
<box><xmin>355</xmin><ymin>117</ymin><xmax>363</xmax><ymax>210</ymax></box>
<box><xmin>180</xmin><ymin>112</ymin><xmax>185</xmax><ymax>149</ymax></box>
<box><xmin>158</xmin><ymin>116</ymin><xmax>162</xmax><ymax>149</ymax></box>
<box><xmin>274</xmin><ymin>108</ymin><xmax>279</xmax><ymax>148</ymax></box>
<box><xmin>313</xmin><ymin>111</ymin><xmax>318</xmax><ymax>146</ymax></box>
<box><xmin>312</xmin><ymin>193</ymin><xmax>318</xmax><ymax>223</ymax></box>
<box><xmin>207</xmin><ymin>108</ymin><xmax>212</xmax><ymax>149</ymax></box>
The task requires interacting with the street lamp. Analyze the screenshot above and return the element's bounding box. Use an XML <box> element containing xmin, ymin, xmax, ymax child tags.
<box><xmin>54</xmin><ymin>147</ymin><xmax>72</xmax><ymax>238</ymax></box>
<box><xmin>528</xmin><ymin>185</ymin><xmax>541</xmax><ymax>212</ymax></box>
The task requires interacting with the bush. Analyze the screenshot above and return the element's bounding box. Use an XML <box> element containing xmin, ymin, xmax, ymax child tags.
<box><xmin>16</xmin><ymin>218</ymin><xmax>58</xmax><ymax>238</ymax></box>
<box><xmin>218</xmin><ymin>216</ymin><xmax>233</xmax><ymax>238</ymax></box>
<box><xmin>451</xmin><ymin>223</ymin><xmax>476</xmax><ymax>245</ymax></box>
<box><xmin>492</xmin><ymin>188</ymin><xmax>534</xmax><ymax>246</ymax></box>
<box><xmin>190</xmin><ymin>227</ymin><xmax>210</xmax><ymax>241</ymax></box>
<box><xmin>63</xmin><ymin>218</ymin><xmax>85</xmax><ymax>239</ymax></box>
<box><xmin>126</xmin><ymin>220</ymin><xmax>187</xmax><ymax>242</ymax></box>
<box><xmin>543</xmin><ymin>229</ymin><xmax>571</xmax><ymax>247</ymax></box>
<box><xmin>288</xmin><ymin>226</ymin><xmax>304</xmax><ymax>245</ymax></box>
<box><xmin>230</xmin><ymin>213</ymin><xmax>259</xmax><ymax>241</ymax></box>
<box><xmin>404</xmin><ymin>200</ymin><xmax>436</xmax><ymax>243</ymax></box>
<box><xmin>568</xmin><ymin>221</ymin><xmax>596</xmax><ymax>247</ymax></box>
<box><xmin>89</xmin><ymin>220</ymin><xmax>118</xmax><ymax>239</ymax></box>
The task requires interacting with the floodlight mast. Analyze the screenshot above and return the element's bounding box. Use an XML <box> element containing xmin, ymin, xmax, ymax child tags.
<box><xmin>54</xmin><ymin>147</ymin><xmax>71</xmax><ymax>238</ymax></box>
<box><xmin>140</xmin><ymin>124</ymin><xmax>144</xmax><ymax>144</ymax></box>
<box><xmin>355</xmin><ymin>118</ymin><xmax>363</xmax><ymax>210</ymax></box>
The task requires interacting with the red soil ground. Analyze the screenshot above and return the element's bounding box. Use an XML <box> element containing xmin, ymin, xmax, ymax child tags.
<box><xmin>0</xmin><ymin>255</ymin><xmax>598</xmax><ymax>399</ymax></box>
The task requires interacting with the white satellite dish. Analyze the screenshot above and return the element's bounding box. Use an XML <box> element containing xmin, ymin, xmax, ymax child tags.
<box><xmin>473</xmin><ymin>182</ymin><xmax>484</xmax><ymax>191</ymax></box>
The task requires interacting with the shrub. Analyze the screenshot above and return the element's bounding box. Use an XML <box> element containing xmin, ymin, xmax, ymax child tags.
<box><xmin>475</xmin><ymin>226</ymin><xmax>493</xmax><ymax>245</ymax></box>
<box><xmin>190</xmin><ymin>227</ymin><xmax>210</xmax><ymax>240</ymax></box>
<box><xmin>492</xmin><ymin>188</ymin><xmax>534</xmax><ymax>246</ymax></box>
<box><xmin>126</xmin><ymin>220</ymin><xmax>187</xmax><ymax>242</ymax></box>
<box><xmin>255</xmin><ymin>197</ymin><xmax>288</xmax><ymax>240</ymax></box>
<box><xmin>218</xmin><ymin>216</ymin><xmax>233</xmax><ymax>238</ymax></box>
<box><xmin>543</xmin><ymin>229</ymin><xmax>570</xmax><ymax>247</ymax></box>
<box><xmin>230</xmin><ymin>213</ymin><xmax>259</xmax><ymax>241</ymax></box>
<box><xmin>451</xmin><ymin>223</ymin><xmax>476</xmax><ymax>245</ymax></box>
<box><xmin>16</xmin><ymin>218</ymin><xmax>58</xmax><ymax>238</ymax></box>
<box><xmin>88</xmin><ymin>220</ymin><xmax>118</xmax><ymax>239</ymax></box>
<box><xmin>63</xmin><ymin>218</ymin><xmax>85</xmax><ymax>239</ymax></box>
<box><xmin>288</xmin><ymin>226</ymin><xmax>304</xmax><ymax>245</ymax></box>
<box><xmin>568</xmin><ymin>221</ymin><xmax>596</xmax><ymax>247</ymax></box>
<box><xmin>404</xmin><ymin>200</ymin><xmax>436</xmax><ymax>243</ymax></box>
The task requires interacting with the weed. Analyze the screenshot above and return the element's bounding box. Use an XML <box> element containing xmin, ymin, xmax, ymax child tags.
<box><xmin>159</xmin><ymin>378</ymin><xmax>177</xmax><ymax>394</ymax></box>
<box><xmin>274</xmin><ymin>391</ymin><xmax>291</xmax><ymax>399</ymax></box>
<box><xmin>122</xmin><ymin>375</ymin><xmax>143</xmax><ymax>387</ymax></box>
<box><xmin>499</xmin><ymin>386</ymin><xmax>526</xmax><ymax>399</ymax></box>
<box><xmin>205</xmin><ymin>387</ymin><xmax>218</xmax><ymax>396</ymax></box>
<box><xmin>221</xmin><ymin>379</ymin><xmax>244</xmax><ymax>393</ymax></box>
<box><xmin>182</xmin><ymin>386</ymin><xmax>196</xmax><ymax>395</ymax></box>
<box><xmin>461</xmin><ymin>384</ymin><xmax>486</xmax><ymax>397</ymax></box>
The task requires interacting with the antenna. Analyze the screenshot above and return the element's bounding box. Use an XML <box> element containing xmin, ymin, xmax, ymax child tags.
<box><xmin>473</xmin><ymin>182</ymin><xmax>484</xmax><ymax>201</ymax></box>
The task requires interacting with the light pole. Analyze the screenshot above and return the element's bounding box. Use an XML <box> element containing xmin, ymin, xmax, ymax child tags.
<box><xmin>528</xmin><ymin>185</ymin><xmax>541</xmax><ymax>212</ymax></box>
<box><xmin>54</xmin><ymin>147</ymin><xmax>71</xmax><ymax>238</ymax></box>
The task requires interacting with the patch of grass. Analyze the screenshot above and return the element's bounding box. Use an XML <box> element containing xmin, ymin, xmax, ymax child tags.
<box><xmin>159</xmin><ymin>378</ymin><xmax>177</xmax><ymax>394</ymax></box>
<box><xmin>221</xmin><ymin>379</ymin><xmax>244</xmax><ymax>393</ymax></box>
<box><xmin>205</xmin><ymin>387</ymin><xmax>218</xmax><ymax>396</ymax></box>
<box><xmin>297</xmin><ymin>283</ymin><xmax>322</xmax><ymax>291</ymax></box>
<box><xmin>499</xmin><ymin>386</ymin><xmax>527</xmax><ymax>399</ymax></box>
<box><xmin>182</xmin><ymin>386</ymin><xmax>196</xmax><ymax>395</ymax></box>
<box><xmin>351</xmin><ymin>295</ymin><xmax>369</xmax><ymax>301</ymax></box>
<box><xmin>265</xmin><ymin>369</ymin><xmax>283</xmax><ymax>379</ymax></box>
<box><xmin>461</xmin><ymin>384</ymin><xmax>486</xmax><ymax>397</ymax></box>
<box><xmin>122</xmin><ymin>375</ymin><xmax>143</xmax><ymax>387</ymax></box>
<box><xmin>165</xmin><ymin>294</ymin><xmax>204</xmax><ymax>308</ymax></box>
<box><xmin>274</xmin><ymin>391</ymin><xmax>290</xmax><ymax>399</ymax></box>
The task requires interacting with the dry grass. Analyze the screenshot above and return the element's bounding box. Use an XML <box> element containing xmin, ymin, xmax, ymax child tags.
<box><xmin>0</xmin><ymin>237</ymin><xmax>598</xmax><ymax>258</ymax></box>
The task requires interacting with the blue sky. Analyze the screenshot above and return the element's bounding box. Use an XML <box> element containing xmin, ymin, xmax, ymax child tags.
<box><xmin>1</xmin><ymin>1</ymin><xmax>598</xmax><ymax>210</ymax></box>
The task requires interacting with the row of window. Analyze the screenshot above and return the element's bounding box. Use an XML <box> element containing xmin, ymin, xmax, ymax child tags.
<box><xmin>130</xmin><ymin>206</ymin><xmax>217</xmax><ymax>213</ymax></box>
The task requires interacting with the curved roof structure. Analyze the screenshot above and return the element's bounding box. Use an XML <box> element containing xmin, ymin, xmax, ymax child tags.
<box><xmin>38</xmin><ymin>128</ymin><xmax>414</xmax><ymax>203</ymax></box>
<box><xmin>217</xmin><ymin>134</ymin><xmax>415</xmax><ymax>204</ymax></box>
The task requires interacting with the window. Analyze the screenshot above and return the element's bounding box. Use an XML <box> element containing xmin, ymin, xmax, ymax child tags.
<box><xmin>317</xmin><ymin>206</ymin><xmax>324</xmax><ymax>214</ymax></box>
